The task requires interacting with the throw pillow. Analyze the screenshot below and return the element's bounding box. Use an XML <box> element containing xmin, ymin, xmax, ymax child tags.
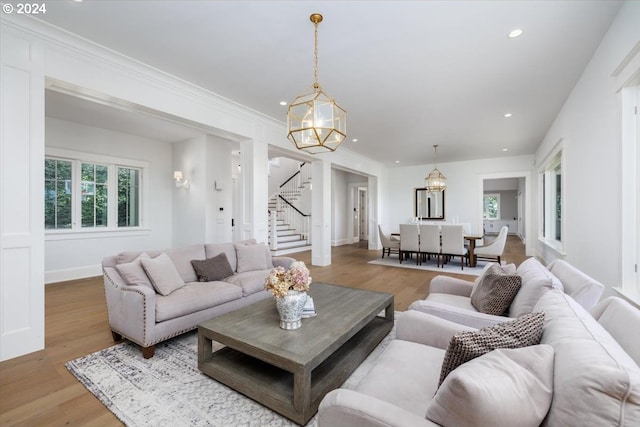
<box><xmin>191</xmin><ymin>252</ymin><xmax>234</xmax><ymax>282</ymax></box>
<box><xmin>427</xmin><ymin>345</ymin><xmax>555</xmax><ymax>427</ymax></box>
<box><xmin>115</xmin><ymin>253</ymin><xmax>153</xmax><ymax>289</ymax></box>
<box><xmin>140</xmin><ymin>253</ymin><xmax>185</xmax><ymax>296</ymax></box>
<box><xmin>469</xmin><ymin>262</ymin><xmax>515</xmax><ymax>300</ymax></box>
<box><xmin>470</xmin><ymin>264</ymin><xmax>522</xmax><ymax>315</ymax></box>
<box><xmin>438</xmin><ymin>311</ymin><xmax>545</xmax><ymax>386</ymax></box>
<box><xmin>235</xmin><ymin>242</ymin><xmax>269</xmax><ymax>273</ymax></box>
<box><xmin>509</xmin><ymin>257</ymin><xmax>561</xmax><ymax>318</ymax></box>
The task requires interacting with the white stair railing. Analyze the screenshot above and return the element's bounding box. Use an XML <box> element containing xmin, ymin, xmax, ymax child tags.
<box><xmin>269</xmin><ymin>163</ymin><xmax>312</xmax><ymax>251</ymax></box>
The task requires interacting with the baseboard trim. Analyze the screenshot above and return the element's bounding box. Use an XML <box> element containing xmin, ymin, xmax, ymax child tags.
<box><xmin>46</xmin><ymin>264</ymin><xmax>102</xmax><ymax>284</ymax></box>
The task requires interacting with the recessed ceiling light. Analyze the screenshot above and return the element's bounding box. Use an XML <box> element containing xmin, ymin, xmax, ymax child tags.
<box><xmin>352</xmin><ymin>138</ymin><xmax>358</xmax><ymax>142</ymax></box>
<box><xmin>279</xmin><ymin>101</ymin><xmax>287</xmax><ymax>106</ymax></box>
<box><xmin>508</xmin><ymin>28</ymin><xmax>524</xmax><ymax>38</ymax></box>
<box><xmin>395</xmin><ymin>160</ymin><xmax>400</xmax><ymax>164</ymax></box>
<box><xmin>504</xmin><ymin>113</ymin><xmax>513</xmax><ymax>118</ymax></box>
<box><xmin>502</xmin><ymin>148</ymin><xmax>509</xmax><ymax>152</ymax></box>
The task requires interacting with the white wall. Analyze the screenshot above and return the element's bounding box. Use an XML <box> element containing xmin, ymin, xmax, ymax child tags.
<box><xmin>386</xmin><ymin>155</ymin><xmax>535</xmax><ymax>237</ymax></box>
<box><xmin>44</xmin><ymin>118</ymin><xmax>173</xmax><ymax>282</ymax></box>
<box><xmin>534</xmin><ymin>1</ymin><xmax>640</xmax><ymax>296</ymax></box>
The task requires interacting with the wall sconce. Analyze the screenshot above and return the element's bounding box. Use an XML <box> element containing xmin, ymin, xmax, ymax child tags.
<box><xmin>173</xmin><ymin>170</ymin><xmax>190</xmax><ymax>189</ymax></box>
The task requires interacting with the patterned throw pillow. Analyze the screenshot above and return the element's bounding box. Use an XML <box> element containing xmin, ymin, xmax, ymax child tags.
<box><xmin>191</xmin><ymin>252</ymin><xmax>235</xmax><ymax>282</ymax></box>
<box><xmin>470</xmin><ymin>264</ymin><xmax>522</xmax><ymax>315</ymax></box>
<box><xmin>438</xmin><ymin>311</ymin><xmax>545</xmax><ymax>386</ymax></box>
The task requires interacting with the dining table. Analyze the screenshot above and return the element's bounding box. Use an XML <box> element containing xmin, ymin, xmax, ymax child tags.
<box><xmin>391</xmin><ymin>232</ymin><xmax>484</xmax><ymax>268</ymax></box>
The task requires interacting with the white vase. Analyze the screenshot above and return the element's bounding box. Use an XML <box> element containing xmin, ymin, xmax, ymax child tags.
<box><xmin>275</xmin><ymin>290</ymin><xmax>307</xmax><ymax>330</ymax></box>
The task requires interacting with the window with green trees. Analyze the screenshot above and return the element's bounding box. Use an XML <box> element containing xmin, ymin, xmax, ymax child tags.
<box><xmin>483</xmin><ymin>193</ymin><xmax>500</xmax><ymax>219</ymax></box>
<box><xmin>44</xmin><ymin>158</ymin><xmax>72</xmax><ymax>229</ymax></box>
<box><xmin>44</xmin><ymin>154</ymin><xmax>144</xmax><ymax>231</ymax></box>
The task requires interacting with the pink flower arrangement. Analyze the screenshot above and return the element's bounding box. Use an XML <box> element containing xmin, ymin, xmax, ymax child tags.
<box><xmin>264</xmin><ymin>261</ymin><xmax>312</xmax><ymax>298</ymax></box>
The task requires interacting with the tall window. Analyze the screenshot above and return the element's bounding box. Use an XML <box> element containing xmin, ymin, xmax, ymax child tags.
<box><xmin>483</xmin><ymin>193</ymin><xmax>500</xmax><ymax>219</ymax></box>
<box><xmin>44</xmin><ymin>150</ymin><xmax>146</xmax><ymax>233</ymax></box>
<box><xmin>44</xmin><ymin>159</ymin><xmax>72</xmax><ymax>229</ymax></box>
<box><xmin>539</xmin><ymin>145</ymin><xmax>563</xmax><ymax>252</ymax></box>
<box><xmin>118</xmin><ymin>167</ymin><xmax>140</xmax><ymax>227</ymax></box>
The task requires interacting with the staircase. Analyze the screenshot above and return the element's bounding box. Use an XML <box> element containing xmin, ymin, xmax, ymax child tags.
<box><xmin>268</xmin><ymin>163</ymin><xmax>312</xmax><ymax>256</ymax></box>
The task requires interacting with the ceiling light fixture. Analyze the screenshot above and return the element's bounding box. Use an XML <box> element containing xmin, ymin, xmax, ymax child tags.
<box><xmin>508</xmin><ymin>28</ymin><xmax>524</xmax><ymax>38</ymax></box>
<box><xmin>504</xmin><ymin>113</ymin><xmax>513</xmax><ymax>118</ymax></box>
<box><xmin>287</xmin><ymin>13</ymin><xmax>347</xmax><ymax>154</ymax></box>
<box><xmin>279</xmin><ymin>101</ymin><xmax>287</xmax><ymax>106</ymax></box>
<box><xmin>425</xmin><ymin>145</ymin><xmax>447</xmax><ymax>193</ymax></box>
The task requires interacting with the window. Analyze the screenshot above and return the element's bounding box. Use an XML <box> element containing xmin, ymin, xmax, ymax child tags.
<box><xmin>539</xmin><ymin>144</ymin><xmax>563</xmax><ymax>252</ymax></box>
<box><xmin>44</xmin><ymin>158</ymin><xmax>72</xmax><ymax>229</ymax></box>
<box><xmin>483</xmin><ymin>193</ymin><xmax>500</xmax><ymax>219</ymax></box>
<box><xmin>44</xmin><ymin>149</ymin><xmax>147</xmax><ymax>234</ymax></box>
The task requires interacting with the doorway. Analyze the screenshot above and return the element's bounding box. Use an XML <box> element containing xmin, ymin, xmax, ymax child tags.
<box><xmin>358</xmin><ymin>187</ymin><xmax>368</xmax><ymax>241</ymax></box>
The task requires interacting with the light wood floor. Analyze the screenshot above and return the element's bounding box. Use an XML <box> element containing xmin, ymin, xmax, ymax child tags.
<box><xmin>0</xmin><ymin>236</ymin><xmax>526</xmax><ymax>426</ymax></box>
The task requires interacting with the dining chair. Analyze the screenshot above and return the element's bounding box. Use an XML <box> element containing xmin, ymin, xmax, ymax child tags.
<box><xmin>474</xmin><ymin>225</ymin><xmax>508</xmax><ymax>264</ymax></box>
<box><xmin>378</xmin><ymin>224</ymin><xmax>400</xmax><ymax>259</ymax></box>
<box><xmin>440</xmin><ymin>225</ymin><xmax>468</xmax><ymax>270</ymax></box>
<box><xmin>399</xmin><ymin>224</ymin><xmax>420</xmax><ymax>264</ymax></box>
<box><xmin>418</xmin><ymin>224</ymin><xmax>441</xmax><ymax>267</ymax></box>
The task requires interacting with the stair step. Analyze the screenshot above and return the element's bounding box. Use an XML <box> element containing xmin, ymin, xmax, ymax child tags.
<box><xmin>278</xmin><ymin>234</ymin><xmax>302</xmax><ymax>242</ymax></box>
<box><xmin>276</xmin><ymin>240</ymin><xmax>309</xmax><ymax>249</ymax></box>
<box><xmin>277</xmin><ymin>229</ymin><xmax>297</xmax><ymax>236</ymax></box>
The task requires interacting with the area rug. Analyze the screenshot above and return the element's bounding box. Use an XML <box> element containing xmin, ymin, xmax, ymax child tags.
<box><xmin>368</xmin><ymin>256</ymin><xmax>495</xmax><ymax>276</ymax></box>
<box><xmin>66</xmin><ymin>322</ymin><xmax>396</xmax><ymax>427</ymax></box>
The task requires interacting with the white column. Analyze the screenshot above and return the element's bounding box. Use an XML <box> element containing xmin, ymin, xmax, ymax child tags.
<box><xmin>368</xmin><ymin>175</ymin><xmax>380</xmax><ymax>250</ymax></box>
<box><xmin>1</xmin><ymin>28</ymin><xmax>46</xmax><ymax>361</ymax></box>
<box><xmin>312</xmin><ymin>159</ymin><xmax>331</xmax><ymax>266</ymax></box>
<box><xmin>240</xmin><ymin>139</ymin><xmax>269</xmax><ymax>244</ymax></box>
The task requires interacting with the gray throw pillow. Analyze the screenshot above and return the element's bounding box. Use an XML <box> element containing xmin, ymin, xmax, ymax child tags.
<box><xmin>438</xmin><ymin>311</ymin><xmax>545</xmax><ymax>386</ymax></box>
<box><xmin>191</xmin><ymin>253</ymin><xmax>234</xmax><ymax>282</ymax></box>
<box><xmin>470</xmin><ymin>264</ymin><xmax>522</xmax><ymax>315</ymax></box>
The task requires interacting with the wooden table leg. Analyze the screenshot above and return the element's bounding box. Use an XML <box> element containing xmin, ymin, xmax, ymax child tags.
<box><xmin>468</xmin><ymin>240</ymin><xmax>477</xmax><ymax>267</ymax></box>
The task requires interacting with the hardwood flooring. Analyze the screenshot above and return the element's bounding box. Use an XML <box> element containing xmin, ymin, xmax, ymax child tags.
<box><xmin>0</xmin><ymin>236</ymin><xmax>526</xmax><ymax>426</ymax></box>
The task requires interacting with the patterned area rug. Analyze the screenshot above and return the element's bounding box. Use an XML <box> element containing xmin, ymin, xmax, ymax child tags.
<box><xmin>368</xmin><ymin>256</ymin><xmax>495</xmax><ymax>276</ymax></box>
<box><xmin>66</xmin><ymin>322</ymin><xmax>396</xmax><ymax>426</ymax></box>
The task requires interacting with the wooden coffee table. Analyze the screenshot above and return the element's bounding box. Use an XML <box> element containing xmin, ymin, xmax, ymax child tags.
<box><xmin>197</xmin><ymin>282</ymin><xmax>394</xmax><ymax>425</ymax></box>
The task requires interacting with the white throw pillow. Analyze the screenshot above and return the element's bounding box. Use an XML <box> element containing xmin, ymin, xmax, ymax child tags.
<box><xmin>115</xmin><ymin>253</ymin><xmax>153</xmax><ymax>289</ymax></box>
<box><xmin>235</xmin><ymin>242</ymin><xmax>269</xmax><ymax>273</ymax></box>
<box><xmin>140</xmin><ymin>253</ymin><xmax>185</xmax><ymax>296</ymax></box>
<box><xmin>427</xmin><ymin>345</ymin><xmax>554</xmax><ymax>427</ymax></box>
<box><xmin>510</xmin><ymin>258</ymin><xmax>561</xmax><ymax>318</ymax></box>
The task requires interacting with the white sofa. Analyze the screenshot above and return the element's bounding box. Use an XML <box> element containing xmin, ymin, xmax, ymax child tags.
<box><xmin>408</xmin><ymin>258</ymin><xmax>605</xmax><ymax>329</ymax></box>
<box><xmin>102</xmin><ymin>240</ymin><xmax>294</xmax><ymax>358</ymax></box>
<box><xmin>318</xmin><ymin>292</ymin><xmax>640</xmax><ymax>426</ymax></box>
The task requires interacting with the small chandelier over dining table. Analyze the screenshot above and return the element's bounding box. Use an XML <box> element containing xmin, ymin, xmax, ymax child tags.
<box><xmin>425</xmin><ymin>144</ymin><xmax>447</xmax><ymax>192</ymax></box>
<box><xmin>287</xmin><ymin>13</ymin><xmax>347</xmax><ymax>154</ymax></box>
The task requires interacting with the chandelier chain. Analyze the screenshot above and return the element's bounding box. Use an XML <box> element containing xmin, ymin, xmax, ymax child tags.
<box><xmin>314</xmin><ymin>21</ymin><xmax>319</xmax><ymax>88</ymax></box>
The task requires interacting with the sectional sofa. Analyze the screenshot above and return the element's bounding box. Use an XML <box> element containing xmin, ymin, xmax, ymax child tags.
<box><xmin>318</xmin><ymin>291</ymin><xmax>640</xmax><ymax>426</ymax></box>
<box><xmin>102</xmin><ymin>240</ymin><xmax>294</xmax><ymax>358</ymax></box>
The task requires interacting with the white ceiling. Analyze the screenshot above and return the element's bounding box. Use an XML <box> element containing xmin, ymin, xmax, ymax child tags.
<box><xmin>30</xmin><ymin>0</ymin><xmax>622</xmax><ymax>166</ymax></box>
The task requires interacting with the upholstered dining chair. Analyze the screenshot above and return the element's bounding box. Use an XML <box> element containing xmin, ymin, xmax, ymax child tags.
<box><xmin>418</xmin><ymin>224</ymin><xmax>441</xmax><ymax>267</ymax></box>
<box><xmin>474</xmin><ymin>225</ymin><xmax>508</xmax><ymax>264</ymax></box>
<box><xmin>440</xmin><ymin>225</ymin><xmax>468</xmax><ymax>270</ymax></box>
<box><xmin>399</xmin><ymin>224</ymin><xmax>420</xmax><ymax>264</ymax></box>
<box><xmin>378</xmin><ymin>224</ymin><xmax>400</xmax><ymax>259</ymax></box>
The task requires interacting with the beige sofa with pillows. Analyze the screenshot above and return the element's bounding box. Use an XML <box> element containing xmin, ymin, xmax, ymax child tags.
<box><xmin>102</xmin><ymin>240</ymin><xmax>294</xmax><ymax>358</ymax></box>
<box><xmin>408</xmin><ymin>258</ymin><xmax>605</xmax><ymax>328</ymax></box>
<box><xmin>318</xmin><ymin>291</ymin><xmax>640</xmax><ymax>426</ymax></box>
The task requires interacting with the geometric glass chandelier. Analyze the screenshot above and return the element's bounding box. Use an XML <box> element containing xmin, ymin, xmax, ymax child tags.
<box><xmin>425</xmin><ymin>144</ymin><xmax>447</xmax><ymax>192</ymax></box>
<box><xmin>287</xmin><ymin>13</ymin><xmax>347</xmax><ymax>154</ymax></box>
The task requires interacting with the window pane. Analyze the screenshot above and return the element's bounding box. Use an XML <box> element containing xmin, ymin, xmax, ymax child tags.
<box><xmin>81</xmin><ymin>163</ymin><xmax>108</xmax><ymax>228</ymax></box>
<box><xmin>118</xmin><ymin>167</ymin><xmax>140</xmax><ymax>227</ymax></box>
<box><xmin>44</xmin><ymin>158</ymin><xmax>72</xmax><ymax>229</ymax></box>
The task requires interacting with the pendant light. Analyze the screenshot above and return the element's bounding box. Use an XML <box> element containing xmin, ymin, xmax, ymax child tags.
<box><xmin>425</xmin><ymin>145</ymin><xmax>447</xmax><ymax>192</ymax></box>
<box><xmin>287</xmin><ymin>13</ymin><xmax>347</xmax><ymax>154</ymax></box>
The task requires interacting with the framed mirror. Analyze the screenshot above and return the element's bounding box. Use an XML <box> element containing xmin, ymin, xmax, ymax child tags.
<box><xmin>415</xmin><ymin>188</ymin><xmax>445</xmax><ymax>220</ymax></box>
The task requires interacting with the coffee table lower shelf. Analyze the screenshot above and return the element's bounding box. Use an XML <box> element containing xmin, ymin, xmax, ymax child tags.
<box><xmin>198</xmin><ymin>316</ymin><xmax>392</xmax><ymax>425</ymax></box>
